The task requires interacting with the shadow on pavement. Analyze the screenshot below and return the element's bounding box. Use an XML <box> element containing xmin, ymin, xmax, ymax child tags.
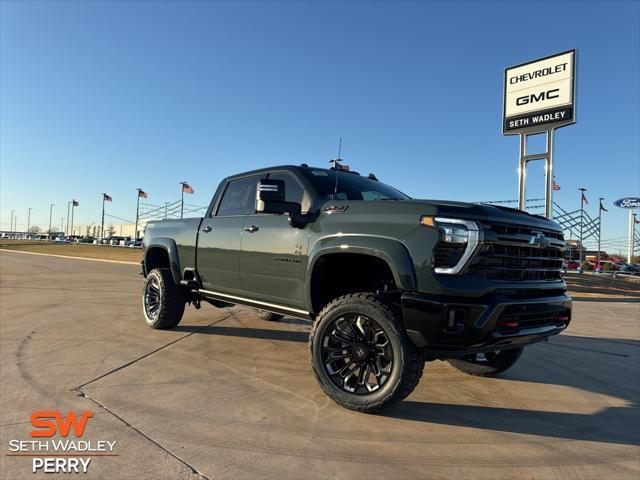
<box><xmin>175</xmin><ymin>322</ymin><xmax>640</xmax><ymax>447</ymax></box>
<box><xmin>385</xmin><ymin>401</ymin><xmax>639</xmax><ymax>446</ymax></box>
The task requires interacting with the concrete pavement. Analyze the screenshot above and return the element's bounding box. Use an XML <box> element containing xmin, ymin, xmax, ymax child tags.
<box><xmin>1</xmin><ymin>251</ymin><xmax>638</xmax><ymax>479</ymax></box>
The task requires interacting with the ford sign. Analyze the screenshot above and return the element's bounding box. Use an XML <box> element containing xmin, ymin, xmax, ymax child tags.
<box><xmin>613</xmin><ymin>197</ymin><xmax>640</xmax><ymax>209</ymax></box>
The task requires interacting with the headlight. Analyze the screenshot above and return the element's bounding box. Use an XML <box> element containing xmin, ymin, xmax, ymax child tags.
<box><xmin>421</xmin><ymin>217</ymin><xmax>481</xmax><ymax>274</ymax></box>
<box><xmin>438</xmin><ymin>222</ymin><xmax>469</xmax><ymax>244</ymax></box>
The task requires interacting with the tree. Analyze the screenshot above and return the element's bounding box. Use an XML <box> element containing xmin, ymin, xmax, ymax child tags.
<box><xmin>28</xmin><ymin>226</ymin><xmax>41</xmax><ymax>234</ymax></box>
<box><xmin>106</xmin><ymin>224</ymin><xmax>116</xmax><ymax>237</ymax></box>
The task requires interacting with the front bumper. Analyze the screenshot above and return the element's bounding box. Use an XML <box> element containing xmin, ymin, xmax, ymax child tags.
<box><xmin>401</xmin><ymin>291</ymin><xmax>571</xmax><ymax>359</ymax></box>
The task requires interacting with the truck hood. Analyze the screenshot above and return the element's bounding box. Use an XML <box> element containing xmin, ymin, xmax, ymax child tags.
<box><xmin>329</xmin><ymin>198</ymin><xmax>563</xmax><ymax>232</ymax></box>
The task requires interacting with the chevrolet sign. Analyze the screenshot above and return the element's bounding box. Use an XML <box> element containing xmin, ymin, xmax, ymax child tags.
<box><xmin>503</xmin><ymin>50</ymin><xmax>576</xmax><ymax>134</ymax></box>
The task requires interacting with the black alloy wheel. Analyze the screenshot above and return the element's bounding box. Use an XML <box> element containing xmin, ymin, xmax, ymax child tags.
<box><xmin>321</xmin><ymin>314</ymin><xmax>394</xmax><ymax>394</ymax></box>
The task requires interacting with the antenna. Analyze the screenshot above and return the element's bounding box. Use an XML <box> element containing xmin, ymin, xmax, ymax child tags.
<box><xmin>330</xmin><ymin>138</ymin><xmax>342</xmax><ymax>200</ymax></box>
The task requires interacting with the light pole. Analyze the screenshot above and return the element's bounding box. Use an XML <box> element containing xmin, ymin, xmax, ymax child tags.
<box><xmin>48</xmin><ymin>204</ymin><xmax>55</xmax><ymax>236</ymax></box>
<box><xmin>10</xmin><ymin>209</ymin><xmax>15</xmax><ymax>233</ymax></box>
<box><xmin>27</xmin><ymin>208</ymin><xmax>33</xmax><ymax>234</ymax></box>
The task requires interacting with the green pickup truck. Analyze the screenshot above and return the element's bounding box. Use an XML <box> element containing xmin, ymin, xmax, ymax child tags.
<box><xmin>141</xmin><ymin>164</ymin><xmax>571</xmax><ymax>412</ymax></box>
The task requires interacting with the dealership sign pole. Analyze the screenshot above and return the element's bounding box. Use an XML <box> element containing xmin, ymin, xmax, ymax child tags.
<box><xmin>613</xmin><ymin>197</ymin><xmax>640</xmax><ymax>262</ymax></box>
<box><xmin>503</xmin><ymin>49</ymin><xmax>577</xmax><ymax>218</ymax></box>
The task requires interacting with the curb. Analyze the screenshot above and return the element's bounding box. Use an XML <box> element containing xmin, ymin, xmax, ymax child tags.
<box><xmin>0</xmin><ymin>248</ymin><xmax>139</xmax><ymax>265</ymax></box>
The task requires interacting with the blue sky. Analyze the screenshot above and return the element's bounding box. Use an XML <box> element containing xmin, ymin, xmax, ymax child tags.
<box><xmin>1</xmin><ymin>1</ymin><xmax>638</xmax><ymax>248</ymax></box>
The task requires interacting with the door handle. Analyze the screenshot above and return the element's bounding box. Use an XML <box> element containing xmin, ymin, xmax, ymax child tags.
<box><xmin>202</xmin><ymin>226</ymin><xmax>213</xmax><ymax>233</ymax></box>
<box><xmin>244</xmin><ymin>225</ymin><xmax>259</xmax><ymax>233</ymax></box>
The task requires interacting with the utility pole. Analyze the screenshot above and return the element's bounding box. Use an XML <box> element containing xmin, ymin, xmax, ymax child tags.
<box><xmin>27</xmin><ymin>207</ymin><xmax>32</xmax><ymax>234</ymax></box>
<box><xmin>10</xmin><ymin>210</ymin><xmax>15</xmax><ymax>233</ymax></box>
<box><xmin>48</xmin><ymin>204</ymin><xmax>55</xmax><ymax>236</ymax></box>
<box><xmin>597</xmin><ymin>198</ymin><xmax>604</xmax><ymax>271</ymax></box>
<box><xmin>578</xmin><ymin>188</ymin><xmax>586</xmax><ymax>265</ymax></box>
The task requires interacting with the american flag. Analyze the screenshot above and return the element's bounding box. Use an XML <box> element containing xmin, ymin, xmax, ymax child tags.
<box><xmin>182</xmin><ymin>182</ymin><xmax>194</xmax><ymax>194</ymax></box>
<box><xmin>581</xmin><ymin>192</ymin><xmax>588</xmax><ymax>204</ymax></box>
<box><xmin>599</xmin><ymin>200</ymin><xmax>608</xmax><ymax>212</ymax></box>
<box><xmin>552</xmin><ymin>179</ymin><xmax>560</xmax><ymax>191</ymax></box>
<box><xmin>635</xmin><ymin>216</ymin><xmax>640</xmax><ymax>225</ymax></box>
<box><xmin>103</xmin><ymin>193</ymin><xmax>112</xmax><ymax>202</ymax></box>
<box><xmin>138</xmin><ymin>190</ymin><xmax>148</xmax><ymax>199</ymax></box>
<box><xmin>72</xmin><ymin>200</ymin><xmax>79</xmax><ymax>206</ymax></box>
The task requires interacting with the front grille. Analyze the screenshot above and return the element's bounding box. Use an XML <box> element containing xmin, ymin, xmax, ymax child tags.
<box><xmin>468</xmin><ymin>222</ymin><xmax>565</xmax><ymax>282</ymax></box>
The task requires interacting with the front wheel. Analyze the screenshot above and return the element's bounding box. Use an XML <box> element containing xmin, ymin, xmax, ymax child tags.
<box><xmin>142</xmin><ymin>268</ymin><xmax>186</xmax><ymax>329</ymax></box>
<box><xmin>309</xmin><ymin>293</ymin><xmax>425</xmax><ymax>413</ymax></box>
<box><xmin>447</xmin><ymin>347</ymin><xmax>524</xmax><ymax>377</ymax></box>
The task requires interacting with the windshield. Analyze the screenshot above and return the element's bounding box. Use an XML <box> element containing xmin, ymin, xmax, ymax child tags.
<box><xmin>300</xmin><ymin>168</ymin><xmax>410</xmax><ymax>201</ymax></box>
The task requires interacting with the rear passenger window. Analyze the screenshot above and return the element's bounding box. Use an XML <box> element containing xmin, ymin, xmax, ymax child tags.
<box><xmin>216</xmin><ymin>175</ymin><xmax>260</xmax><ymax>216</ymax></box>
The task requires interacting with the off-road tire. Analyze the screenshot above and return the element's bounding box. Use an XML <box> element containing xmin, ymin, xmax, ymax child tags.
<box><xmin>142</xmin><ymin>268</ymin><xmax>186</xmax><ymax>329</ymax></box>
<box><xmin>309</xmin><ymin>293</ymin><xmax>425</xmax><ymax>413</ymax></box>
<box><xmin>257</xmin><ymin>310</ymin><xmax>284</xmax><ymax>322</ymax></box>
<box><xmin>447</xmin><ymin>347</ymin><xmax>524</xmax><ymax>377</ymax></box>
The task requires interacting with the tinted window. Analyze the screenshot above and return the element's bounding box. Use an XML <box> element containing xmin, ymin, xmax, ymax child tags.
<box><xmin>300</xmin><ymin>168</ymin><xmax>409</xmax><ymax>201</ymax></box>
<box><xmin>217</xmin><ymin>175</ymin><xmax>260</xmax><ymax>216</ymax></box>
<box><xmin>268</xmin><ymin>172</ymin><xmax>311</xmax><ymax>213</ymax></box>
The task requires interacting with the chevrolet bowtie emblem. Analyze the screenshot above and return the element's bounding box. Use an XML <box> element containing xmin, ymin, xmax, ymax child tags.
<box><xmin>529</xmin><ymin>232</ymin><xmax>550</xmax><ymax>248</ymax></box>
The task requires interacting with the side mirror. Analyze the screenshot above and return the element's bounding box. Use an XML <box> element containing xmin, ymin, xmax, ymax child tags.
<box><xmin>256</xmin><ymin>179</ymin><xmax>301</xmax><ymax>215</ymax></box>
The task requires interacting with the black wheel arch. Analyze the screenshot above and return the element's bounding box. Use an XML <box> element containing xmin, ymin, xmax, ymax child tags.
<box><xmin>306</xmin><ymin>240</ymin><xmax>416</xmax><ymax>315</ymax></box>
<box><xmin>143</xmin><ymin>238</ymin><xmax>182</xmax><ymax>285</ymax></box>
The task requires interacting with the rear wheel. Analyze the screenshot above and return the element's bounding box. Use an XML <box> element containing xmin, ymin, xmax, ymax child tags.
<box><xmin>447</xmin><ymin>347</ymin><xmax>524</xmax><ymax>377</ymax></box>
<box><xmin>256</xmin><ymin>310</ymin><xmax>284</xmax><ymax>322</ymax></box>
<box><xmin>142</xmin><ymin>268</ymin><xmax>186</xmax><ymax>329</ymax></box>
<box><xmin>309</xmin><ymin>293</ymin><xmax>424</xmax><ymax>413</ymax></box>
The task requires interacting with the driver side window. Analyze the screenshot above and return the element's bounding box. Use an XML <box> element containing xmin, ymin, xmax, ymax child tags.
<box><xmin>267</xmin><ymin>172</ymin><xmax>310</xmax><ymax>213</ymax></box>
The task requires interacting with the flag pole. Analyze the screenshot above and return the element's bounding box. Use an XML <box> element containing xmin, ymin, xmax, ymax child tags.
<box><xmin>597</xmin><ymin>197</ymin><xmax>604</xmax><ymax>272</ymax></box>
<box><xmin>66</xmin><ymin>201</ymin><xmax>71</xmax><ymax>236</ymax></box>
<box><xmin>48</xmin><ymin>204</ymin><xmax>54</xmax><ymax>236</ymax></box>
<box><xmin>135</xmin><ymin>189</ymin><xmax>141</xmax><ymax>238</ymax></box>
<box><xmin>101</xmin><ymin>194</ymin><xmax>106</xmax><ymax>240</ymax></box>
<box><xmin>70</xmin><ymin>201</ymin><xmax>75</xmax><ymax>237</ymax></box>
<box><xmin>578</xmin><ymin>188</ymin><xmax>586</xmax><ymax>265</ymax></box>
<box><xmin>180</xmin><ymin>182</ymin><xmax>185</xmax><ymax>219</ymax></box>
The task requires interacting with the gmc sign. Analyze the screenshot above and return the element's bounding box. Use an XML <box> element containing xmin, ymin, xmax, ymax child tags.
<box><xmin>503</xmin><ymin>50</ymin><xmax>576</xmax><ymax>134</ymax></box>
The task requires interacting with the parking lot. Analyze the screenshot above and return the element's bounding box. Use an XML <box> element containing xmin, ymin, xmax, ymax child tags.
<box><xmin>1</xmin><ymin>251</ymin><xmax>638</xmax><ymax>479</ymax></box>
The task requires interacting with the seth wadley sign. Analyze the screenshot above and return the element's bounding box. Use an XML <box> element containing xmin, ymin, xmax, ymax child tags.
<box><xmin>503</xmin><ymin>50</ymin><xmax>576</xmax><ymax>134</ymax></box>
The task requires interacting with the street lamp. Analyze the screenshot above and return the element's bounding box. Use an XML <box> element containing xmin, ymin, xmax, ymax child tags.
<box><xmin>10</xmin><ymin>209</ymin><xmax>15</xmax><ymax>233</ymax></box>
